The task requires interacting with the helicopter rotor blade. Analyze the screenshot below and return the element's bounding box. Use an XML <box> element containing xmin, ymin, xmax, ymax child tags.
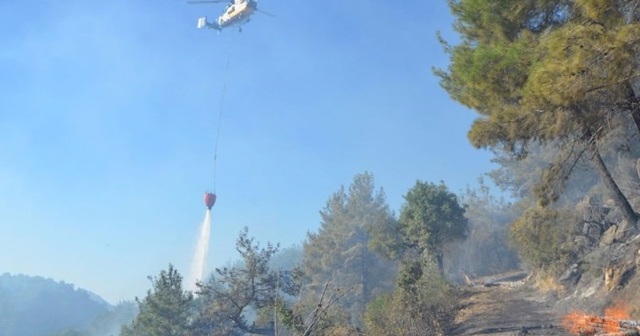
<box><xmin>187</xmin><ymin>0</ymin><xmax>228</xmax><ymax>4</ymax></box>
<box><xmin>256</xmin><ymin>9</ymin><xmax>276</xmax><ymax>17</ymax></box>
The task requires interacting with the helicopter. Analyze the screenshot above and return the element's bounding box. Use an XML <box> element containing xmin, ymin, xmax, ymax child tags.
<box><xmin>188</xmin><ymin>0</ymin><xmax>274</xmax><ymax>32</ymax></box>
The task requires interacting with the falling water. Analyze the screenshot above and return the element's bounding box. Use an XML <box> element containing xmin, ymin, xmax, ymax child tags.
<box><xmin>189</xmin><ymin>209</ymin><xmax>212</xmax><ymax>292</ymax></box>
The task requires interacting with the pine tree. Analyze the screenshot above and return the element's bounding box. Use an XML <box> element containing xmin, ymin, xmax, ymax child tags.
<box><xmin>121</xmin><ymin>265</ymin><xmax>193</xmax><ymax>336</ymax></box>
<box><xmin>436</xmin><ymin>0</ymin><xmax>640</xmax><ymax>226</ymax></box>
<box><xmin>301</xmin><ymin>172</ymin><xmax>397</xmax><ymax>326</ymax></box>
<box><xmin>191</xmin><ymin>227</ymin><xmax>298</xmax><ymax>336</ymax></box>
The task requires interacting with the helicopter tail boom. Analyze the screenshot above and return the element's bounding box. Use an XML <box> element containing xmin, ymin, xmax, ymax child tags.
<box><xmin>197</xmin><ymin>16</ymin><xmax>221</xmax><ymax>30</ymax></box>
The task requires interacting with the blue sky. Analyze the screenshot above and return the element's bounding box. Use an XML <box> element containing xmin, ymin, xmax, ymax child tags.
<box><xmin>0</xmin><ymin>0</ymin><xmax>497</xmax><ymax>304</ymax></box>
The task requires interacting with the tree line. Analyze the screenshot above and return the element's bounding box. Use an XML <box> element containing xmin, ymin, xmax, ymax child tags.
<box><xmin>119</xmin><ymin>172</ymin><xmax>491</xmax><ymax>336</ymax></box>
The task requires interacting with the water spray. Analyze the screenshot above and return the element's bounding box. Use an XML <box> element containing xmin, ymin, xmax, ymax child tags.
<box><xmin>188</xmin><ymin>193</ymin><xmax>217</xmax><ymax>292</ymax></box>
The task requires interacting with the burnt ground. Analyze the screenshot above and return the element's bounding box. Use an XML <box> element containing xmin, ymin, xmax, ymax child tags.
<box><xmin>448</xmin><ymin>238</ymin><xmax>640</xmax><ymax>336</ymax></box>
<box><xmin>449</xmin><ymin>273</ymin><xmax>571</xmax><ymax>336</ymax></box>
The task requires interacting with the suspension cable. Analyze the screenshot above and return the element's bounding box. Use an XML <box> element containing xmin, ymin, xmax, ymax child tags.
<box><xmin>213</xmin><ymin>38</ymin><xmax>234</xmax><ymax>193</ymax></box>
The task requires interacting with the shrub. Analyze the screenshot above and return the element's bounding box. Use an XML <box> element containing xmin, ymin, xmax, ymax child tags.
<box><xmin>509</xmin><ymin>206</ymin><xmax>578</xmax><ymax>272</ymax></box>
<box><xmin>364</xmin><ymin>259</ymin><xmax>458</xmax><ymax>336</ymax></box>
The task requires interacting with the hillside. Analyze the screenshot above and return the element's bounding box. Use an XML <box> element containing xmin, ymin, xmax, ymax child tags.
<box><xmin>0</xmin><ymin>273</ymin><xmax>112</xmax><ymax>336</ymax></box>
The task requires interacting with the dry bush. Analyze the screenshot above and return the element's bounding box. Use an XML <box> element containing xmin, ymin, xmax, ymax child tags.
<box><xmin>534</xmin><ymin>271</ymin><xmax>565</xmax><ymax>294</ymax></box>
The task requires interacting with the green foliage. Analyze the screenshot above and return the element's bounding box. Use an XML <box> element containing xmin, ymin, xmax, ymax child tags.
<box><xmin>364</xmin><ymin>181</ymin><xmax>465</xmax><ymax>335</ymax></box>
<box><xmin>364</xmin><ymin>258</ymin><xmax>458</xmax><ymax>336</ymax></box>
<box><xmin>300</xmin><ymin>172</ymin><xmax>397</xmax><ymax>326</ymax></box>
<box><xmin>363</xmin><ymin>294</ymin><xmax>394</xmax><ymax>335</ymax></box>
<box><xmin>372</xmin><ymin>180</ymin><xmax>468</xmax><ymax>273</ymax></box>
<box><xmin>438</xmin><ymin>0</ymin><xmax>640</xmax><ymax>225</ymax></box>
<box><xmin>121</xmin><ymin>264</ymin><xmax>193</xmax><ymax>336</ymax></box>
<box><xmin>400</xmin><ymin>180</ymin><xmax>467</xmax><ymax>254</ymax></box>
<box><xmin>191</xmin><ymin>227</ymin><xmax>298</xmax><ymax>336</ymax></box>
<box><xmin>509</xmin><ymin>206</ymin><xmax>579</xmax><ymax>271</ymax></box>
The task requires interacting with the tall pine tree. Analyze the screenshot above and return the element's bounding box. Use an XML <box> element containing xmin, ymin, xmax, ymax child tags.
<box><xmin>301</xmin><ymin>172</ymin><xmax>397</xmax><ymax>326</ymax></box>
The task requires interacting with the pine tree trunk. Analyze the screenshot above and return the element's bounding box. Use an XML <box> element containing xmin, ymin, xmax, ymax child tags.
<box><xmin>361</xmin><ymin>252</ymin><xmax>368</xmax><ymax>307</ymax></box>
<box><xmin>587</xmin><ymin>139</ymin><xmax>638</xmax><ymax>228</ymax></box>
<box><xmin>435</xmin><ymin>253</ymin><xmax>444</xmax><ymax>275</ymax></box>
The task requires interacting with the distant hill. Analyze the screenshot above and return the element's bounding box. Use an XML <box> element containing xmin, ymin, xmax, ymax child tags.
<box><xmin>0</xmin><ymin>273</ymin><xmax>112</xmax><ymax>336</ymax></box>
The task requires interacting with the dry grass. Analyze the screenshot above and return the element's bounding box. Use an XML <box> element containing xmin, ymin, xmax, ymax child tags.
<box><xmin>535</xmin><ymin>272</ymin><xmax>565</xmax><ymax>294</ymax></box>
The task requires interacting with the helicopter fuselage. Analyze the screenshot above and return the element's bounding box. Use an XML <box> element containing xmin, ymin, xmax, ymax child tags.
<box><xmin>193</xmin><ymin>0</ymin><xmax>264</xmax><ymax>32</ymax></box>
<box><xmin>216</xmin><ymin>0</ymin><xmax>256</xmax><ymax>29</ymax></box>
